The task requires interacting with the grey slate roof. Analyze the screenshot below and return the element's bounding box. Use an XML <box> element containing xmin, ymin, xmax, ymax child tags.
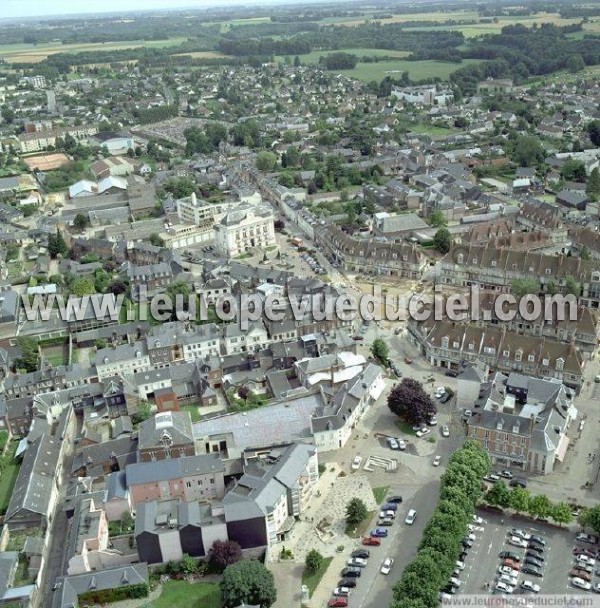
<box><xmin>106</xmin><ymin>471</ymin><xmax>128</xmax><ymax>501</ymax></box>
<box><xmin>126</xmin><ymin>453</ymin><xmax>224</xmax><ymax>486</ymax></box>
<box><xmin>0</xmin><ymin>552</ymin><xmax>18</xmax><ymax>596</ymax></box>
<box><xmin>138</xmin><ymin>411</ymin><xmax>194</xmax><ymax>450</ymax></box>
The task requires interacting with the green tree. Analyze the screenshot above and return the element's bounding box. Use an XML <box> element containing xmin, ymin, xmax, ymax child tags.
<box><xmin>566</xmin><ymin>54</ymin><xmax>585</xmax><ymax>73</ymax></box>
<box><xmin>565</xmin><ymin>275</ymin><xmax>581</xmax><ymax>296</ymax></box>
<box><xmin>345</xmin><ymin>497</ymin><xmax>368</xmax><ymax>528</ymax></box>
<box><xmin>73</xmin><ymin>213</ymin><xmax>88</xmax><ymax>232</ymax></box>
<box><xmin>15</xmin><ymin>336</ymin><xmax>39</xmax><ymax>372</ymax></box>
<box><xmin>546</xmin><ymin>281</ymin><xmax>558</xmax><ymax>295</ymax></box>
<box><xmin>587</xmin><ymin>168</ymin><xmax>600</xmax><ymax>200</ymax></box>
<box><xmin>256</xmin><ymin>151</ymin><xmax>278</xmax><ymax>172</ymax></box>
<box><xmin>429</xmin><ymin>209</ymin><xmax>446</xmax><ymax>228</ymax></box>
<box><xmin>304</xmin><ymin>549</ymin><xmax>323</xmax><ymax>575</ymax></box>
<box><xmin>220</xmin><ymin>560</ymin><xmax>276</xmax><ymax>608</ymax></box>
<box><xmin>511</xmin><ymin>278</ymin><xmax>540</xmax><ymax>297</ymax></box>
<box><xmin>486</xmin><ymin>481</ymin><xmax>511</xmax><ymax>508</ymax></box>
<box><xmin>48</xmin><ymin>230</ymin><xmax>68</xmax><ymax>259</ymax></box>
<box><xmin>433</xmin><ymin>228</ymin><xmax>452</xmax><ymax>254</ymax></box>
<box><xmin>561</xmin><ymin>159</ymin><xmax>586</xmax><ymax>182</ymax></box>
<box><xmin>552</xmin><ymin>502</ymin><xmax>573</xmax><ymax>527</ymax></box>
<box><xmin>580</xmin><ymin>246</ymin><xmax>591</xmax><ymax>261</ymax></box>
<box><xmin>163</xmin><ymin>177</ymin><xmax>196</xmax><ymax>199</ymax></box>
<box><xmin>579</xmin><ymin>505</ymin><xmax>600</xmax><ymax>533</ymax></box>
<box><xmin>149</xmin><ymin>233</ymin><xmax>165</xmax><ymax>247</ymax></box>
<box><xmin>510</xmin><ymin>135</ymin><xmax>545</xmax><ymax>167</ymax></box>
<box><xmin>370</xmin><ymin>338</ymin><xmax>389</xmax><ymax>364</ymax></box>
<box><xmin>70</xmin><ymin>277</ymin><xmax>96</xmax><ymax>297</ymax></box>
<box><xmin>509</xmin><ymin>487</ymin><xmax>531</xmax><ymax>514</ymax></box>
<box><xmin>587</xmin><ymin>120</ymin><xmax>600</xmax><ymax>147</ymax></box>
<box><xmin>527</xmin><ymin>494</ymin><xmax>552</xmax><ymax>520</ymax></box>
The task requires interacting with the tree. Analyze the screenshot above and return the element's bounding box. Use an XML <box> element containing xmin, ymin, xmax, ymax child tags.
<box><xmin>579</xmin><ymin>505</ymin><xmax>600</xmax><ymax>534</ymax></box>
<box><xmin>429</xmin><ymin>209</ymin><xmax>446</xmax><ymax>228</ymax></box>
<box><xmin>433</xmin><ymin>228</ymin><xmax>452</xmax><ymax>254</ymax></box>
<box><xmin>528</xmin><ymin>494</ymin><xmax>552</xmax><ymax>520</ymax></box>
<box><xmin>220</xmin><ymin>560</ymin><xmax>276</xmax><ymax>608</ymax></box>
<box><xmin>209</xmin><ymin>540</ymin><xmax>242</xmax><ymax>572</ymax></box>
<box><xmin>70</xmin><ymin>277</ymin><xmax>96</xmax><ymax>297</ymax></box>
<box><xmin>587</xmin><ymin>168</ymin><xmax>600</xmax><ymax>200</ymax></box>
<box><xmin>580</xmin><ymin>246</ymin><xmax>591</xmax><ymax>261</ymax></box>
<box><xmin>1</xmin><ymin>106</ymin><xmax>15</xmax><ymax>124</ymax></box>
<box><xmin>561</xmin><ymin>159</ymin><xmax>586</xmax><ymax>182</ymax></box>
<box><xmin>511</xmin><ymin>278</ymin><xmax>540</xmax><ymax>297</ymax></box>
<box><xmin>256</xmin><ymin>151</ymin><xmax>278</xmax><ymax>172</ymax></box>
<box><xmin>510</xmin><ymin>135</ymin><xmax>545</xmax><ymax>167</ymax></box>
<box><xmin>565</xmin><ymin>275</ymin><xmax>581</xmax><ymax>297</ymax></box>
<box><xmin>370</xmin><ymin>338</ymin><xmax>389</xmax><ymax>364</ymax></box>
<box><xmin>163</xmin><ymin>177</ymin><xmax>196</xmax><ymax>199</ymax></box>
<box><xmin>387</xmin><ymin>378</ymin><xmax>436</xmax><ymax>426</ymax></box>
<box><xmin>486</xmin><ymin>481</ymin><xmax>511</xmax><ymax>508</ymax></box>
<box><xmin>552</xmin><ymin>502</ymin><xmax>573</xmax><ymax>527</ymax></box>
<box><xmin>345</xmin><ymin>497</ymin><xmax>368</xmax><ymax>528</ymax></box>
<box><xmin>305</xmin><ymin>549</ymin><xmax>323</xmax><ymax>574</ymax></box>
<box><xmin>15</xmin><ymin>336</ymin><xmax>38</xmax><ymax>372</ymax></box>
<box><xmin>566</xmin><ymin>54</ymin><xmax>585</xmax><ymax>73</ymax></box>
<box><xmin>587</xmin><ymin>120</ymin><xmax>600</xmax><ymax>147</ymax></box>
<box><xmin>274</xmin><ymin>219</ymin><xmax>285</xmax><ymax>232</ymax></box>
<box><xmin>509</xmin><ymin>487</ymin><xmax>530</xmax><ymax>514</ymax></box>
<box><xmin>149</xmin><ymin>233</ymin><xmax>165</xmax><ymax>247</ymax></box>
<box><xmin>109</xmin><ymin>280</ymin><xmax>128</xmax><ymax>296</ymax></box>
<box><xmin>48</xmin><ymin>230</ymin><xmax>68</xmax><ymax>259</ymax></box>
<box><xmin>73</xmin><ymin>213</ymin><xmax>89</xmax><ymax>232</ymax></box>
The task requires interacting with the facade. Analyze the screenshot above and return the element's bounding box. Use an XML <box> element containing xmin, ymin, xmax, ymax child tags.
<box><xmin>214</xmin><ymin>203</ymin><xmax>275</xmax><ymax>258</ymax></box>
<box><xmin>138</xmin><ymin>411</ymin><xmax>195</xmax><ymax>462</ymax></box>
<box><xmin>18</xmin><ymin>125</ymin><xmax>98</xmax><ymax>153</ymax></box>
<box><xmin>175</xmin><ymin>192</ymin><xmax>232</xmax><ymax>225</ymax></box>
<box><xmin>126</xmin><ymin>454</ymin><xmax>225</xmax><ymax>506</ymax></box>
<box><xmin>94</xmin><ymin>342</ymin><xmax>152</xmax><ymax>381</ymax></box>
<box><xmin>465</xmin><ymin>372</ymin><xmax>574</xmax><ymax>474</ymax></box>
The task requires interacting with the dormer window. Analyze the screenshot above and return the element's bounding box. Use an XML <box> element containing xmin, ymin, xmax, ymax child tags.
<box><xmin>441</xmin><ymin>336</ymin><xmax>449</xmax><ymax>348</ymax></box>
<box><xmin>491</xmin><ymin>261</ymin><xmax>497</xmax><ymax>267</ymax></box>
<box><xmin>542</xmin><ymin>358</ymin><xmax>549</xmax><ymax>366</ymax></box>
<box><xmin>468</xmin><ymin>343</ymin><xmax>474</xmax><ymax>351</ymax></box>
<box><xmin>472</xmin><ymin>258</ymin><xmax>478</xmax><ymax>265</ymax></box>
<box><xmin>528</xmin><ymin>354</ymin><xmax>535</xmax><ymax>362</ymax></box>
<box><xmin>503</xmin><ymin>350</ymin><xmax>510</xmax><ymax>358</ymax></box>
<box><xmin>453</xmin><ymin>341</ymin><xmax>460</xmax><ymax>349</ymax></box>
<box><xmin>556</xmin><ymin>358</ymin><xmax>564</xmax><ymax>371</ymax></box>
<box><xmin>545</xmin><ymin>268</ymin><xmax>551</xmax><ymax>274</ymax></box>
<box><xmin>529</xmin><ymin>266</ymin><xmax>534</xmax><ymax>272</ymax></box>
<box><xmin>457</xmin><ymin>253</ymin><xmax>464</xmax><ymax>264</ymax></box>
<box><xmin>515</xmin><ymin>350</ymin><xmax>522</xmax><ymax>362</ymax></box>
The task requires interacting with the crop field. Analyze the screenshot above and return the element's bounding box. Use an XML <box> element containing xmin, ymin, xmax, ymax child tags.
<box><xmin>219</xmin><ymin>16</ymin><xmax>272</xmax><ymax>32</ymax></box>
<box><xmin>0</xmin><ymin>37</ymin><xmax>188</xmax><ymax>63</ymax></box>
<box><xmin>172</xmin><ymin>51</ymin><xmax>229</xmax><ymax>59</ymax></box>
<box><xmin>346</xmin><ymin>58</ymin><xmax>485</xmax><ymax>82</ymax></box>
<box><xmin>283</xmin><ymin>48</ymin><xmax>412</xmax><ymax>63</ymax></box>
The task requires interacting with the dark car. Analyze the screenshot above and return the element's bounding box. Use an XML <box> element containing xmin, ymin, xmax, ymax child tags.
<box><xmin>338</xmin><ymin>579</ymin><xmax>357</xmax><ymax>588</ymax></box>
<box><xmin>528</xmin><ymin>541</ymin><xmax>545</xmax><ymax>552</ymax></box>
<box><xmin>351</xmin><ymin>550</ymin><xmax>370</xmax><ymax>559</ymax></box>
<box><xmin>525</xmin><ymin>551</ymin><xmax>545</xmax><ymax>563</ymax></box>
<box><xmin>529</xmin><ymin>535</ymin><xmax>546</xmax><ymax>546</ymax></box>
<box><xmin>341</xmin><ymin>567</ymin><xmax>361</xmax><ymax>578</ymax></box>
<box><xmin>439</xmin><ymin>393</ymin><xmax>452</xmax><ymax>403</ymax></box>
<box><xmin>445</xmin><ymin>370</ymin><xmax>459</xmax><ymax>377</ymax></box>
<box><xmin>381</xmin><ymin>503</ymin><xmax>398</xmax><ymax>512</ymax></box>
<box><xmin>462</xmin><ymin>538</ymin><xmax>474</xmax><ymax>548</ymax></box>
<box><xmin>387</xmin><ymin>496</ymin><xmax>403</xmax><ymax>504</ymax></box>
<box><xmin>521</xmin><ymin>565</ymin><xmax>543</xmax><ymax>578</ymax></box>
<box><xmin>510</xmin><ymin>478</ymin><xmax>527</xmax><ymax>488</ymax></box>
<box><xmin>370</xmin><ymin>528</ymin><xmax>388</xmax><ymax>538</ymax></box>
<box><xmin>459</xmin><ymin>550</ymin><xmax>469</xmax><ymax>561</ymax></box>
<box><xmin>524</xmin><ymin>557</ymin><xmax>544</xmax><ymax>569</ymax></box>
<box><xmin>499</xmin><ymin>551</ymin><xmax>521</xmax><ymax>561</ymax></box>
<box><xmin>441</xmin><ymin>585</ymin><xmax>458</xmax><ymax>595</ymax></box>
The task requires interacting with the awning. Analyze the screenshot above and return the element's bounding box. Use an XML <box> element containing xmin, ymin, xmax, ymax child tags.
<box><xmin>555</xmin><ymin>435</ymin><xmax>570</xmax><ymax>462</ymax></box>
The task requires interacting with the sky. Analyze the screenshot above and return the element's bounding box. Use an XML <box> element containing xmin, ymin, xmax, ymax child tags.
<box><xmin>3</xmin><ymin>0</ymin><xmax>264</xmax><ymax>20</ymax></box>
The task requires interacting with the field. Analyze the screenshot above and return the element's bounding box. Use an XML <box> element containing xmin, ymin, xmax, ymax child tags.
<box><xmin>287</xmin><ymin>48</ymin><xmax>411</xmax><ymax>64</ymax></box>
<box><xmin>219</xmin><ymin>16</ymin><xmax>272</xmax><ymax>32</ymax></box>
<box><xmin>150</xmin><ymin>581</ymin><xmax>220</xmax><ymax>608</ymax></box>
<box><xmin>347</xmin><ymin>58</ymin><xmax>485</xmax><ymax>82</ymax></box>
<box><xmin>173</xmin><ymin>51</ymin><xmax>229</xmax><ymax>59</ymax></box>
<box><xmin>0</xmin><ymin>441</ymin><xmax>21</xmax><ymax>515</ymax></box>
<box><xmin>0</xmin><ymin>38</ymin><xmax>188</xmax><ymax>63</ymax></box>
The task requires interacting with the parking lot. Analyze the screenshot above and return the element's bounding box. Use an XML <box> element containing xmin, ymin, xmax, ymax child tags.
<box><xmin>455</xmin><ymin>509</ymin><xmax>595</xmax><ymax>596</ymax></box>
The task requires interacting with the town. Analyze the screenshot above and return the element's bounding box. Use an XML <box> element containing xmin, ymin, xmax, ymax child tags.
<box><xmin>0</xmin><ymin>1</ymin><xmax>599</xmax><ymax>608</ymax></box>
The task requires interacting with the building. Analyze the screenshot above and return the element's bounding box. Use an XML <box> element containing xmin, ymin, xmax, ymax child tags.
<box><xmin>90</xmin><ymin>157</ymin><xmax>135</xmax><ymax>180</ymax></box>
<box><xmin>391</xmin><ymin>85</ymin><xmax>454</xmax><ymax>106</ymax></box>
<box><xmin>175</xmin><ymin>192</ymin><xmax>232</xmax><ymax>226</ymax></box>
<box><xmin>465</xmin><ymin>372</ymin><xmax>575</xmax><ymax>474</ymax></box>
<box><xmin>94</xmin><ymin>342</ymin><xmax>152</xmax><ymax>381</ymax></box>
<box><xmin>477</xmin><ymin>79</ymin><xmax>514</xmax><ymax>94</ymax></box>
<box><xmin>215</xmin><ymin>203</ymin><xmax>275</xmax><ymax>258</ymax></box>
<box><xmin>138</xmin><ymin>411</ymin><xmax>195</xmax><ymax>462</ymax></box>
<box><xmin>126</xmin><ymin>454</ymin><xmax>225</xmax><ymax>506</ymax></box>
<box><xmin>18</xmin><ymin>125</ymin><xmax>98</xmax><ymax>153</ymax></box>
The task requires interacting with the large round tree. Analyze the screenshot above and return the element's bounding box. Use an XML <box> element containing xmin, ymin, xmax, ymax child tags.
<box><xmin>220</xmin><ymin>559</ymin><xmax>277</xmax><ymax>608</ymax></box>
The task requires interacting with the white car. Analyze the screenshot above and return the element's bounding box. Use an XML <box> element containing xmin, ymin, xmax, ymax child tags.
<box><xmin>380</xmin><ymin>558</ymin><xmax>394</xmax><ymax>575</ymax></box>
<box><xmin>498</xmin><ymin>574</ymin><xmax>518</xmax><ymax>587</ymax></box>
<box><xmin>466</xmin><ymin>533</ymin><xmax>476</xmax><ymax>542</ymax></box>
<box><xmin>428</xmin><ymin>417</ymin><xmax>438</xmax><ymax>426</ymax></box>
<box><xmin>351</xmin><ymin>456</ymin><xmax>362</xmax><ymax>470</ymax></box>
<box><xmin>333</xmin><ymin>587</ymin><xmax>352</xmax><ymax>597</ymax></box>
<box><xmin>577</xmin><ymin>555</ymin><xmax>596</xmax><ymax>567</ymax></box>
<box><xmin>521</xmin><ymin>581</ymin><xmax>540</xmax><ymax>593</ymax></box>
<box><xmin>416</xmin><ymin>427</ymin><xmax>430</xmax><ymax>438</ymax></box>
<box><xmin>455</xmin><ymin>560</ymin><xmax>465</xmax><ymax>571</ymax></box>
<box><xmin>450</xmin><ymin>577</ymin><xmax>461</xmax><ymax>588</ymax></box>
<box><xmin>441</xmin><ymin>425</ymin><xmax>450</xmax><ymax>438</ymax></box>
<box><xmin>511</xmin><ymin>529</ymin><xmax>531</xmax><ymax>540</ymax></box>
<box><xmin>472</xmin><ymin>515</ymin><xmax>483</xmax><ymax>525</ymax></box>
<box><xmin>508</xmin><ymin>536</ymin><xmax>528</xmax><ymax>548</ymax></box>
<box><xmin>398</xmin><ymin>438</ymin><xmax>406</xmax><ymax>450</ymax></box>
<box><xmin>347</xmin><ymin>557</ymin><xmax>367</xmax><ymax>568</ymax></box>
<box><xmin>495</xmin><ymin>582</ymin><xmax>514</xmax><ymax>594</ymax></box>
<box><xmin>379</xmin><ymin>510</ymin><xmax>395</xmax><ymax>519</ymax></box>
<box><xmin>499</xmin><ymin>566</ymin><xmax>519</xmax><ymax>577</ymax></box>
<box><xmin>433</xmin><ymin>455</ymin><xmax>442</xmax><ymax>467</ymax></box>
<box><xmin>572</xmin><ymin>577</ymin><xmax>592</xmax><ymax>591</ymax></box>
<box><xmin>405</xmin><ymin>509</ymin><xmax>417</xmax><ymax>525</ymax></box>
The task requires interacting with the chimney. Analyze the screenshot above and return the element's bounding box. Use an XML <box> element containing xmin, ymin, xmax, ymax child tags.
<box><xmin>191</xmin><ymin>192</ymin><xmax>197</xmax><ymax>205</ymax></box>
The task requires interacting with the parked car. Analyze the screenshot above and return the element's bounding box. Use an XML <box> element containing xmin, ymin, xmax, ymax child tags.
<box><xmin>574</xmin><ymin>562</ymin><xmax>593</xmax><ymax>574</ymax></box>
<box><xmin>377</xmin><ymin>518</ymin><xmax>394</xmax><ymax>527</ymax></box>
<box><xmin>433</xmin><ymin>456</ymin><xmax>442</xmax><ymax>467</ymax></box>
<box><xmin>333</xmin><ymin>587</ymin><xmax>352</xmax><ymax>597</ymax></box>
<box><xmin>439</xmin><ymin>393</ymin><xmax>452</xmax><ymax>403</ymax></box>
<box><xmin>455</xmin><ymin>561</ymin><xmax>465</xmax><ymax>571</ymax></box>
<box><xmin>521</xmin><ymin>565</ymin><xmax>543</xmax><ymax>577</ymax></box>
<box><xmin>499</xmin><ymin>470</ymin><xmax>514</xmax><ymax>479</ymax></box>
<box><xmin>526</xmin><ymin>544</ymin><xmax>544</xmax><ymax>555</ymax></box>
<box><xmin>485</xmin><ymin>473</ymin><xmax>500</xmax><ymax>482</ymax></box>
<box><xmin>351</xmin><ymin>455</ymin><xmax>362</xmax><ymax>470</ymax></box>
<box><xmin>572</xmin><ymin>577</ymin><xmax>592</xmax><ymax>591</ymax></box>
<box><xmin>347</xmin><ymin>558</ymin><xmax>367</xmax><ymax>568</ymax></box>
<box><xmin>577</xmin><ymin>555</ymin><xmax>596</xmax><ymax>567</ymax></box>
<box><xmin>386</xmin><ymin>496</ymin><xmax>403</xmax><ymax>504</ymax></box>
<box><xmin>495</xmin><ymin>582</ymin><xmax>514</xmax><ymax>594</ymax></box>
<box><xmin>574</xmin><ymin>547</ymin><xmax>597</xmax><ymax>558</ymax></box>
<box><xmin>338</xmin><ymin>579</ymin><xmax>357</xmax><ymax>588</ymax></box>
<box><xmin>511</xmin><ymin>529</ymin><xmax>531</xmax><ymax>540</ymax></box>
<box><xmin>462</xmin><ymin>538</ymin><xmax>474</xmax><ymax>548</ymax></box>
<box><xmin>445</xmin><ymin>370</ymin><xmax>459</xmax><ymax>377</ymax></box>
<box><xmin>577</xmin><ymin>533</ymin><xmax>599</xmax><ymax>545</ymax></box>
<box><xmin>379</xmin><ymin>509</ymin><xmax>395</xmax><ymax>519</ymax></box>
<box><xmin>571</xmin><ymin>568</ymin><xmax>592</xmax><ymax>582</ymax></box>
<box><xmin>370</xmin><ymin>528</ymin><xmax>388</xmax><ymax>538</ymax></box>
<box><xmin>529</xmin><ymin>534</ymin><xmax>546</xmax><ymax>546</ymax></box>
<box><xmin>397</xmin><ymin>438</ymin><xmax>407</xmax><ymax>450</ymax></box>
<box><xmin>381</xmin><ymin>503</ymin><xmax>398</xmax><ymax>512</ymax></box>
<box><xmin>328</xmin><ymin>599</ymin><xmax>348</xmax><ymax>608</ymax></box>
<box><xmin>361</xmin><ymin>536</ymin><xmax>380</xmax><ymax>546</ymax></box>
<box><xmin>340</xmin><ymin>567</ymin><xmax>361</xmax><ymax>578</ymax></box>
<box><xmin>503</xmin><ymin>559</ymin><xmax>521</xmax><ymax>570</ymax></box>
<box><xmin>508</xmin><ymin>536</ymin><xmax>528</xmax><ymax>548</ymax></box>
<box><xmin>499</xmin><ymin>551</ymin><xmax>521</xmax><ymax>561</ymax></box>
<box><xmin>351</xmin><ymin>549</ymin><xmax>369</xmax><ymax>559</ymax></box>
<box><xmin>593</xmin><ymin>583</ymin><xmax>600</xmax><ymax>594</ymax></box>
<box><xmin>510</xmin><ymin>478</ymin><xmax>527</xmax><ymax>488</ymax></box>
<box><xmin>416</xmin><ymin>428</ymin><xmax>431</xmax><ymax>438</ymax></box>
<box><xmin>405</xmin><ymin>509</ymin><xmax>417</xmax><ymax>525</ymax></box>
<box><xmin>441</xmin><ymin>425</ymin><xmax>450</xmax><ymax>437</ymax></box>
<box><xmin>380</xmin><ymin>558</ymin><xmax>394</xmax><ymax>575</ymax></box>
<box><xmin>524</xmin><ymin>556</ymin><xmax>543</xmax><ymax>569</ymax></box>
<box><xmin>386</xmin><ymin>437</ymin><xmax>399</xmax><ymax>450</ymax></box>
<box><xmin>498</xmin><ymin>573</ymin><xmax>518</xmax><ymax>587</ymax></box>
<box><xmin>525</xmin><ymin>551</ymin><xmax>545</xmax><ymax>563</ymax></box>
<box><xmin>428</xmin><ymin>417</ymin><xmax>438</xmax><ymax>426</ymax></box>
<box><xmin>521</xmin><ymin>581</ymin><xmax>540</xmax><ymax>593</ymax></box>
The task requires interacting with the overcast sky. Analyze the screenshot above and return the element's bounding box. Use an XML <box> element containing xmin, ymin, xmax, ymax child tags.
<box><xmin>3</xmin><ymin>0</ymin><xmax>260</xmax><ymax>19</ymax></box>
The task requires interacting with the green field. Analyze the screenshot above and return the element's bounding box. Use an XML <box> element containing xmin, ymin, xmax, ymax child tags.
<box><xmin>150</xmin><ymin>581</ymin><xmax>220</xmax><ymax>608</ymax></box>
<box><xmin>219</xmin><ymin>16</ymin><xmax>272</xmax><ymax>32</ymax></box>
<box><xmin>302</xmin><ymin>557</ymin><xmax>334</xmax><ymax>597</ymax></box>
<box><xmin>0</xmin><ymin>442</ymin><xmax>21</xmax><ymax>515</ymax></box>
<box><xmin>0</xmin><ymin>38</ymin><xmax>188</xmax><ymax>63</ymax></box>
<box><xmin>346</xmin><ymin>58</ymin><xmax>485</xmax><ymax>82</ymax></box>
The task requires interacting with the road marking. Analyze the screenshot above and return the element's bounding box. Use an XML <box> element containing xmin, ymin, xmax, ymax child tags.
<box><xmin>488</xmin><ymin>541</ymin><xmax>493</xmax><ymax>554</ymax></box>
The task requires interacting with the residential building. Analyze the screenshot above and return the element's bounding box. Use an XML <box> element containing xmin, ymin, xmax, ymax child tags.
<box><xmin>214</xmin><ymin>203</ymin><xmax>275</xmax><ymax>258</ymax></box>
<box><xmin>138</xmin><ymin>411</ymin><xmax>195</xmax><ymax>462</ymax></box>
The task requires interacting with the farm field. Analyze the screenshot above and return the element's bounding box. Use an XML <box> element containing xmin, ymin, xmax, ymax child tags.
<box><xmin>173</xmin><ymin>51</ymin><xmax>229</xmax><ymax>59</ymax></box>
<box><xmin>281</xmin><ymin>48</ymin><xmax>412</xmax><ymax>64</ymax></box>
<box><xmin>346</xmin><ymin>58</ymin><xmax>485</xmax><ymax>82</ymax></box>
<box><xmin>0</xmin><ymin>37</ymin><xmax>188</xmax><ymax>63</ymax></box>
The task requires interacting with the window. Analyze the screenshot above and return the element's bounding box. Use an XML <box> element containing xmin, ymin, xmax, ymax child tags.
<box><xmin>472</xmin><ymin>258</ymin><xmax>478</xmax><ymax>265</ymax></box>
<box><xmin>468</xmin><ymin>343</ymin><xmax>474</xmax><ymax>351</ymax></box>
<box><xmin>210</xmin><ymin>478</ymin><xmax>215</xmax><ymax>485</ymax></box>
<box><xmin>186</xmin><ymin>481</ymin><xmax>192</xmax><ymax>488</ymax></box>
<box><xmin>528</xmin><ymin>354</ymin><xmax>535</xmax><ymax>362</ymax></box>
<box><xmin>491</xmin><ymin>260</ymin><xmax>497</xmax><ymax>267</ymax></box>
<box><xmin>542</xmin><ymin>358</ymin><xmax>549</xmax><ymax>366</ymax></box>
<box><xmin>515</xmin><ymin>350</ymin><xmax>522</xmax><ymax>362</ymax></box>
<box><xmin>556</xmin><ymin>358</ymin><xmax>564</xmax><ymax>371</ymax></box>
<box><xmin>441</xmin><ymin>337</ymin><xmax>449</xmax><ymax>348</ymax></box>
<box><xmin>512</xmin><ymin>264</ymin><xmax>517</xmax><ymax>269</ymax></box>
<box><xmin>503</xmin><ymin>350</ymin><xmax>510</xmax><ymax>358</ymax></box>
<box><xmin>545</xmin><ymin>268</ymin><xmax>551</xmax><ymax>274</ymax></box>
<box><xmin>453</xmin><ymin>341</ymin><xmax>459</xmax><ymax>349</ymax></box>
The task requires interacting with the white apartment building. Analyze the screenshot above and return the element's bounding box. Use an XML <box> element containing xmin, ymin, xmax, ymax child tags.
<box><xmin>214</xmin><ymin>203</ymin><xmax>275</xmax><ymax>258</ymax></box>
<box><xmin>94</xmin><ymin>342</ymin><xmax>152</xmax><ymax>381</ymax></box>
<box><xmin>175</xmin><ymin>192</ymin><xmax>233</xmax><ymax>225</ymax></box>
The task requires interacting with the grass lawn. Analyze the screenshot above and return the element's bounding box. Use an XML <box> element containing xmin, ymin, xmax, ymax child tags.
<box><xmin>346</xmin><ymin>58</ymin><xmax>484</xmax><ymax>82</ymax></box>
<box><xmin>0</xmin><ymin>442</ymin><xmax>21</xmax><ymax>515</ymax></box>
<box><xmin>406</xmin><ymin>122</ymin><xmax>458</xmax><ymax>138</ymax></box>
<box><xmin>150</xmin><ymin>581</ymin><xmax>220</xmax><ymax>608</ymax></box>
<box><xmin>302</xmin><ymin>557</ymin><xmax>333</xmax><ymax>597</ymax></box>
<box><xmin>179</xmin><ymin>404</ymin><xmax>201</xmax><ymax>423</ymax></box>
<box><xmin>395</xmin><ymin>419</ymin><xmax>416</xmax><ymax>435</ymax></box>
<box><xmin>372</xmin><ymin>486</ymin><xmax>389</xmax><ymax>504</ymax></box>
<box><xmin>0</xmin><ymin>38</ymin><xmax>188</xmax><ymax>63</ymax></box>
<box><xmin>345</xmin><ymin>512</ymin><xmax>376</xmax><ymax>538</ymax></box>
<box><xmin>0</xmin><ymin>431</ymin><xmax>8</xmax><ymax>453</ymax></box>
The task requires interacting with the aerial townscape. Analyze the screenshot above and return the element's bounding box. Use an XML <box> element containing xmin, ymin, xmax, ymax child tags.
<box><xmin>0</xmin><ymin>0</ymin><xmax>599</xmax><ymax>607</ymax></box>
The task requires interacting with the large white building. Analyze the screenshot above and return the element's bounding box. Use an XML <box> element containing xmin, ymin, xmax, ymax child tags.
<box><xmin>214</xmin><ymin>203</ymin><xmax>276</xmax><ymax>258</ymax></box>
<box><xmin>175</xmin><ymin>192</ymin><xmax>232</xmax><ymax>226</ymax></box>
<box><xmin>391</xmin><ymin>85</ymin><xmax>454</xmax><ymax>106</ymax></box>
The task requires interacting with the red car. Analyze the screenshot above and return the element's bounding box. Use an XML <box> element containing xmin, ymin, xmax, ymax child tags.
<box><xmin>362</xmin><ymin>536</ymin><xmax>381</xmax><ymax>546</ymax></box>
<box><xmin>503</xmin><ymin>559</ymin><xmax>521</xmax><ymax>570</ymax></box>
<box><xmin>328</xmin><ymin>599</ymin><xmax>348</xmax><ymax>608</ymax></box>
<box><xmin>574</xmin><ymin>547</ymin><xmax>597</xmax><ymax>558</ymax></box>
